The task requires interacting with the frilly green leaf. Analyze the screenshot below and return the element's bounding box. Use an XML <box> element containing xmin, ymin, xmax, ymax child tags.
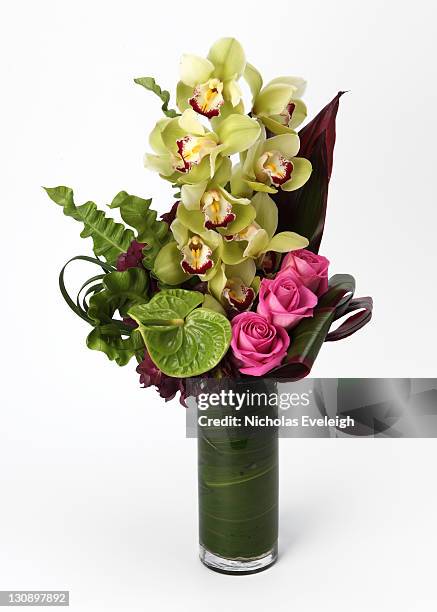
<box><xmin>109</xmin><ymin>191</ymin><xmax>169</xmax><ymax>270</ymax></box>
<box><xmin>134</xmin><ymin>76</ymin><xmax>179</xmax><ymax>118</ymax></box>
<box><xmin>44</xmin><ymin>186</ymin><xmax>134</xmax><ymax>265</ymax></box>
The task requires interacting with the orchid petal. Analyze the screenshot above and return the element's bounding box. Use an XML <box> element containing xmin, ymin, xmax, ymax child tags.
<box><xmin>220</xmin><ymin>239</ymin><xmax>247</xmax><ymax>265</ymax></box>
<box><xmin>208</xmin><ymin>37</ymin><xmax>246</xmax><ymax>81</ymax></box>
<box><xmin>176</xmin><ymin>204</ymin><xmax>206</xmax><ymax>235</ymax></box>
<box><xmin>253</xmin><ymin>83</ymin><xmax>296</xmax><ymax>116</ymax></box>
<box><xmin>180</xmin><ymin>54</ymin><xmax>214</xmax><ymax>87</ymax></box>
<box><xmin>208</xmin><ymin>263</ymin><xmax>227</xmax><ymax>302</ymax></box>
<box><xmin>230</xmin><ymin>163</ymin><xmax>254</xmax><ymax>198</ymax></box>
<box><xmin>245</xmin><ymin>179</ymin><xmax>278</xmax><ymax>194</ymax></box>
<box><xmin>219</xmin><ymin>202</ymin><xmax>256</xmax><ymax>236</ymax></box>
<box><xmin>178</xmin><ymin>108</ymin><xmax>206</xmax><ymax>135</ymax></box>
<box><xmin>154</xmin><ymin>241</ymin><xmax>191</xmax><ymax>285</ymax></box>
<box><xmin>176</xmin><ymin>81</ymin><xmax>194</xmax><ymax>113</ymax></box>
<box><xmin>263</xmin><ymin>133</ymin><xmax>300</xmax><ymax>158</ymax></box>
<box><xmin>170</xmin><ymin>217</ymin><xmax>189</xmax><ymax>248</ymax></box>
<box><xmin>217</xmin><ymin>185</ymin><xmax>250</xmax><ymax>206</ymax></box>
<box><xmin>223</xmin><ymin>79</ymin><xmax>242</xmax><ymax>107</ymax></box>
<box><xmin>251</xmin><ymin>192</ymin><xmax>278</xmax><ymax>238</ymax></box>
<box><xmin>216</xmin><ymin>114</ymin><xmax>261</xmax><ymax>155</ymax></box>
<box><xmin>149</xmin><ymin>118</ymin><xmax>172</xmax><ymax>154</ymax></box>
<box><xmin>225</xmin><ymin>259</ymin><xmax>256</xmax><ymax>286</ymax></box>
<box><xmin>266</xmin><ymin>231</ymin><xmax>309</xmax><ymax>253</ymax></box>
<box><xmin>243</xmin><ymin>228</ymin><xmax>269</xmax><ymax>258</ymax></box>
<box><xmin>281</xmin><ymin>157</ymin><xmax>312</xmax><ymax>191</ymax></box>
<box><xmin>143</xmin><ymin>153</ymin><xmax>173</xmax><ymax>176</ymax></box>
<box><xmin>212</xmin><ymin>156</ymin><xmax>232</xmax><ymax>185</ymax></box>
<box><xmin>266</xmin><ymin>76</ymin><xmax>307</xmax><ymax>98</ymax></box>
<box><xmin>181</xmin><ymin>181</ymin><xmax>208</xmax><ymax>210</ymax></box>
<box><xmin>244</xmin><ymin>62</ymin><xmax>263</xmax><ymax>103</ymax></box>
<box><xmin>202</xmin><ymin>293</ymin><xmax>226</xmax><ymax>315</ymax></box>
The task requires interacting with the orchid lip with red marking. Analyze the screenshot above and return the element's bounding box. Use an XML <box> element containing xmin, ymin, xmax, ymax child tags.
<box><xmin>181</xmin><ymin>235</ymin><xmax>214</xmax><ymax>275</ymax></box>
<box><xmin>256</xmin><ymin>150</ymin><xmax>294</xmax><ymax>186</ymax></box>
<box><xmin>223</xmin><ymin>278</ymin><xmax>256</xmax><ymax>312</ymax></box>
<box><xmin>174</xmin><ymin>134</ymin><xmax>216</xmax><ymax>174</ymax></box>
<box><xmin>201</xmin><ymin>189</ymin><xmax>236</xmax><ymax>230</ymax></box>
<box><xmin>189</xmin><ymin>79</ymin><xmax>224</xmax><ymax>119</ymax></box>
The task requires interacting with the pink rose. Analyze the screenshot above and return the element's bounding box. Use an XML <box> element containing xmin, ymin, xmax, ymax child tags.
<box><xmin>231</xmin><ymin>312</ymin><xmax>290</xmax><ymax>376</ymax></box>
<box><xmin>257</xmin><ymin>268</ymin><xmax>317</xmax><ymax>329</ymax></box>
<box><xmin>281</xmin><ymin>249</ymin><xmax>329</xmax><ymax>296</ymax></box>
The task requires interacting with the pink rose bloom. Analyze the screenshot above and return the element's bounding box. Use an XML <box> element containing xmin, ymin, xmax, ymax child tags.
<box><xmin>281</xmin><ymin>249</ymin><xmax>329</xmax><ymax>296</ymax></box>
<box><xmin>231</xmin><ymin>312</ymin><xmax>290</xmax><ymax>376</ymax></box>
<box><xmin>257</xmin><ymin>268</ymin><xmax>318</xmax><ymax>329</ymax></box>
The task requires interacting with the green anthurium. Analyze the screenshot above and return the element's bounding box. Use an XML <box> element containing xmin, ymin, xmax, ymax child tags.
<box><xmin>128</xmin><ymin>289</ymin><xmax>232</xmax><ymax>377</ymax></box>
<box><xmin>177</xmin><ymin>38</ymin><xmax>246</xmax><ymax>120</ymax></box>
<box><xmin>252</xmin><ymin>76</ymin><xmax>307</xmax><ymax>135</ymax></box>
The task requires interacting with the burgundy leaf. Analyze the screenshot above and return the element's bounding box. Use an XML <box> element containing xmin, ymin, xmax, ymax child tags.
<box><xmin>273</xmin><ymin>92</ymin><xmax>344</xmax><ymax>253</ymax></box>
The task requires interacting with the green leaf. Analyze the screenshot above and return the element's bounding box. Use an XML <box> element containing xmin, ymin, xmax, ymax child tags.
<box><xmin>86</xmin><ymin>268</ymin><xmax>149</xmax><ymax>365</ymax></box>
<box><xmin>109</xmin><ymin>191</ymin><xmax>169</xmax><ymax>269</ymax></box>
<box><xmin>268</xmin><ymin>274</ymin><xmax>372</xmax><ymax>379</ymax></box>
<box><xmin>128</xmin><ymin>289</ymin><xmax>232</xmax><ymax>377</ymax></box>
<box><xmin>44</xmin><ymin>186</ymin><xmax>134</xmax><ymax>265</ymax></box>
<box><xmin>88</xmin><ymin>268</ymin><xmax>149</xmax><ymax>321</ymax></box>
<box><xmin>86</xmin><ymin>327</ymin><xmax>144</xmax><ymax>367</ymax></box>
<box><xmin>134</xmin><ymin>77</ymin><xmax>179</xmax><ymax>118</ymax></box>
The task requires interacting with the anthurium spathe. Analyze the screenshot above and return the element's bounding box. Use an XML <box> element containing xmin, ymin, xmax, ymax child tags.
<box><xmin>177</xmin><ymin>38</ymin><xmax>246</xmax><ymax>119</ymax></box>
<box><xmin>253</xmin><ymin>77</ymin><xmax>307</xmax><ymax>135</ymax></box>
<box><xmin>144</xmin><ymin>109</ymin><xmax>260</xmax><ymax>185</ymax></box>
<box><xmin>237</xmin><ymin>131</ymin><xmax>312</xmax><ymax>194</ymax></box>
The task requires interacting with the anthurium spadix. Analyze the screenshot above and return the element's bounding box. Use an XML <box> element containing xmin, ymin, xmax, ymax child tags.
<box><xmin>144</xmin><ymin>109</ymin><xmax>260</xmax><ymax>185</ymax></box>
<box><xmin>177</xmin><ymin>38</ymin><xmax>246</xmax><ymax>119</ymax></box>
<box><xmin>235</xmin><ymin>131</ymin><xmax>312</xmax><ymax>194</ymax></box>
<box><xmin>252</xmin><ymin>77</ymin><xmax>307</xmax><ymax>135</ymax></box>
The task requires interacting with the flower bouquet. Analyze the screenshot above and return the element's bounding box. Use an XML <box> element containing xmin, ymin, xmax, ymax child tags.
<box><xmin>45</xmin><ymin>38</ymin><xmax>373</xmax><ymax>574</ymax></box>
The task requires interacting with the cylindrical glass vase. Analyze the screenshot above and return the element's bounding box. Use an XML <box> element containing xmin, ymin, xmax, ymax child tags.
<box><xmin>197</xmin><ymin>379</ymin><xmax>278</xmax><ymax>574</ymax></box>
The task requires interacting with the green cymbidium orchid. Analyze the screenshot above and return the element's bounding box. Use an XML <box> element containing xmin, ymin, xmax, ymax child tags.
<box><xmin>252</xmin><ymin>75</ymin><xmax>307</xmax><ymax>135</ymax></box>
<box><xmin>169</xmin><ymin>217</ymin><xmax>222</xmax><ymax>281</ymax></box>
<box><xmin>208</xmin><ymin>259</ymin><xmax>258</xmax><ymax>312</ymax></box>
<box><xmin>220</xmin><ymin>192</ymin><xmax>309</xmax><ymax>264</ymax></box>
<box><xmin>144</xmin><ymin>109</ymin><xmax>260</xmax><ymax>185</ymax></box>
<box><xmin>232</xmin><ymin>129</ymin><xmax>312</xmax><ymax>195</ymax></box>
<box><xmin>176</xmin><ymin>38</ymin><xmax>246</xmax><ymax>120</ymax></box>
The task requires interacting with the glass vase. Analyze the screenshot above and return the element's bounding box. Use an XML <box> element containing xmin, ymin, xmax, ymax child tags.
<box><xmin>197</xmin><ymin>378</ymin><xmax>278</xmax><ymax>574</ymax></box>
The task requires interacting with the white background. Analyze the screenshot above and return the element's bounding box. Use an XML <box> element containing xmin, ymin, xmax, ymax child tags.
<box><xmin>1</xmin><ymin>0</ymin><xmax>437</xmax><ymax>610</ymax></box>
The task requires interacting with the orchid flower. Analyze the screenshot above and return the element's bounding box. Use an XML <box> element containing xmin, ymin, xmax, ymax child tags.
<box><xmin>232</xmin><ymin>129</ymin><xmax>312</xmax><ymax>194</ymax></box>
<box><xmin>252</xmin><ymin>76</ymin><xmax>307</xmax><ymax>135</ymax></box>
<box><xmin>144</xmin><ymin>109</ymin><xmax>260</xmax><ymax>185</ymax></box>
<box><xmin>177</xmin><ymin>38</ymin><xmax>246</xmax><ymax>119</ymax></box>
<box><xmin>220</xmin><ymin>192</ymin><xmax>309</xmax><ymax>264</ymax></box>
<box><xmin>208</xmin><ymin>260</ymin><xmax>258</xmax><ymax>313</ymax></box>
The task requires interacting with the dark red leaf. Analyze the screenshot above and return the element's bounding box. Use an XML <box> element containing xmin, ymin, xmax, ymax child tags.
<box><xmin>272</xmin><ymin>92</ymin><xmax>344</xmax><ymax>253</ymax></box>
